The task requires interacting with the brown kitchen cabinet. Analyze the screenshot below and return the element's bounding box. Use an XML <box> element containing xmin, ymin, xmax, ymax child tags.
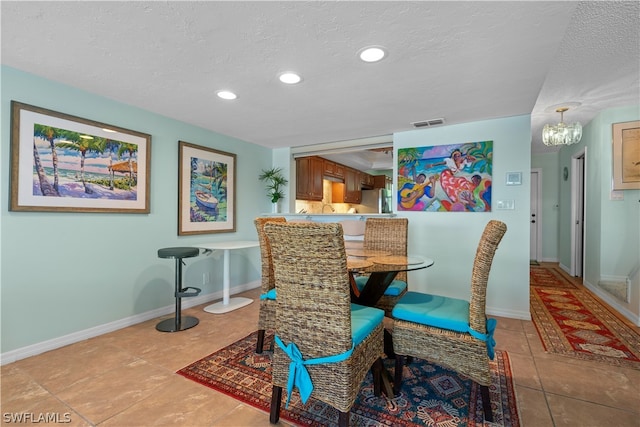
<box><xmin>343</xmin><ymin>167</ymin><xmax>362</xmax><ymax>203</ymax></box>
<box><xmin>360</xmin><ymin>172</ymin><xmax>375</xmax><ymax>189</ymax></box>
<box><xmin>296</xmin><ymin>156</ymin><xmax>324</xmax><ymax>201</ymax></box>
<box><xmin>323</xmin><ymin>159</ymin><xmax>344</xmax><ymax>179</ymax></box>
<box><xmin>331</xmin><ymin>167</ymin><xmax>361</xmax><ymax>204</ymax></box>
<box><xmin>373</xmin><ymin>174</ymin><xmax>391</xmax><ymax>189</ymax></box>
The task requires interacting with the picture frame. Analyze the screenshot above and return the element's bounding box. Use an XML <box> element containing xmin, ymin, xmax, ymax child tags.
<box><xmin>612</xmin><ymin>120</ymin><xmax>640</xmax><ymax>190</ymax></box>
<box><xmin>10</xmin><ymin>101</ymin><xmax>151</xmax><ymax>213</ymax></box>
<box><xmin>178</xmin><ymin>141</ymin><xmax>236</xmax><ymax>235</ymax></box>
<box><xmin>397</xmin><ymin>141</ymin><xmax>492</xmax><ymax>212</ymax></box>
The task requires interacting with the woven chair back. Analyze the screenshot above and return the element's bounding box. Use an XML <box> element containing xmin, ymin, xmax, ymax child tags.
<box><xmin>364</xmin><ymin>218</ymin><xmax>409</xmax><ymax>282</ymax></box>
<box><xmin>254</xmin><ymin>217</ymin><xmax>286</xmax><ymax>294</ymax></box>
<box><xmin>468</xmin><ymin>220</ymin><xmax>507</xmax><ymax>333</ymax></box>
<box><xmin>265</xmin><ymin>221</ymin><xmax>353</xmax><ymax>359</ymax></box>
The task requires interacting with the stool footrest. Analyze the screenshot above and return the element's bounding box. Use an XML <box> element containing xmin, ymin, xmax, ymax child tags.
<box><xmin>176</xmin><ymin>287</ymin><xmax>201</xmax><ymax>298</ymax></box>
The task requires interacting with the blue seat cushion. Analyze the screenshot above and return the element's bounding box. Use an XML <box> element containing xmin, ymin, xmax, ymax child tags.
<box><xmin>260</xmin><ymin>288</ymin><xmax>277</xmax><ymax>300</ymax></box>
<box><xmin>350</xmin><ymin>303</ymin><xmax>384</xmax><ymax>345</ymax></box>
<box><xmin>355</xmin><ymin>276</ymin><xmax>407</xmax><ymax>296</ymax></box>
<box><xmin>392</xmin><ymin>291</ymin><xmax>470</xmax><ymax>333</ymax></box>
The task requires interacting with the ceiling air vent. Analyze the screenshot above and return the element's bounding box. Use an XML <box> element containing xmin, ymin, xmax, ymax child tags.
<box><xmin>411</xmin><ymin>118</ymin><xmax>445</xmax><ymax>128</ymax></box>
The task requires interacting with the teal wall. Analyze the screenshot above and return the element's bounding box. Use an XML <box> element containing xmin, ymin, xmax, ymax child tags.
<box><xmin>531</xmin><ymin>151</ymin><xmax>560</xmax><ymax>261</ymax></box>
<box><xmin>1</xmin><ymin>66</ymin><xmax>273</xmax><ymax>354</ymax></box>
<box><xmin>9</xmin><ymin>63</ymin><xmax>633</xmax><ymax>357</ymax></box>
<box><xmin>558</xmin><ymin>104</ymin><xmax>640</xmax><ymax>319</ymax></box>
<box><xmin>283</xmin><ymin>116</ymin><xmax>531</xmax><ymax>318</ymax></box>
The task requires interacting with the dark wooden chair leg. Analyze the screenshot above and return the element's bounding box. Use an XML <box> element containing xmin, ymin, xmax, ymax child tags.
<box><xmin>480</xmin><ymin>384</ymin><xmax>493</xmax><ymax>422</ymax></box>
<box><xmin>338</xmin><ymin>410</ymin><xmax>349</xmax><ymax>427</ymax></box>
<box><xmin>394</xmin><ymin>355</ymin><xmax>405</xmax><ymax>393</ymax></box>
<box><xmin>372</xmin><ymin>357</ymin><xmax>383</xmax><ymax>396</ymax></box>
<box><xmin>269</xmin><ymin>385</ymin><xmax>282</xmax><ymax>424</ymax></box>
<box><xmin>256</xmin><ymin>329</ymin><xmax>265</xmax><ymax>354</ymax></box>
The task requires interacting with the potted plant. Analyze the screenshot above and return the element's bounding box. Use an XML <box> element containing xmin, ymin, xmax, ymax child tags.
<box><xmin>258</xmin><ymin>167</ymin><xmax>288</xmax><ymax>212</ymax></box>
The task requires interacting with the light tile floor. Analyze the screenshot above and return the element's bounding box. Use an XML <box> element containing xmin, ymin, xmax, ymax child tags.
<box><xmin>2</xmin><ymin>267</ymin><xmax>639</xmax><ymax>426</ymax></box>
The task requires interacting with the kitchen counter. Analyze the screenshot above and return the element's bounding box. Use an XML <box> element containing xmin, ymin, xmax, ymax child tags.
<box><xmin>261</xmin><ymin>213</ymin><xmax>396</xmax><ymax>222</ymax></box>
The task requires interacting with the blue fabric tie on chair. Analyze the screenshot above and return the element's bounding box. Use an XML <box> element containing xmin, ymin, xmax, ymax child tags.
<box><xmin>259</xmin><ymin>289</ymin><xmax>277</xmax><ymax>300</ymax></box>
<box><xmin>468</xmin><ymin>318</ymin><xmax>497</xmax><ymax>359</ymax></box>
<box><xmin>274</xmin><ymin>336</ymin><xmax>354</xmax><ymax>408</ymax></box>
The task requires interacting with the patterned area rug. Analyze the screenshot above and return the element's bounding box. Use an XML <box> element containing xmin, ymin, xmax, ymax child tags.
<box><xmin>178</xmin><ymin>331</ymin><xmax>520</xmax><ymax>426</ymax></box>
<box><xmin>530</xmin><ymin>265</ymin><xmax>640</xmax><ymax>369</ymax></box>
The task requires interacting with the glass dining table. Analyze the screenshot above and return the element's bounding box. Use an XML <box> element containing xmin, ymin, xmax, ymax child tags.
<box><xmin>346</xmin><ymin>250</ymin><xmax>434</xmax><ymax>397</ymax></box>
<box><xmin>346</xmin><ymin>250</ymin><xmax>434</xmax><ymax>307</ymax></box>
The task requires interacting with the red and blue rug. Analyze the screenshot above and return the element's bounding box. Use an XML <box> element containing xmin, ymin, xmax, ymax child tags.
<box><xmin>530</xmin><ymin>265</ymin><xmax>640</xmax><ymax>369</ymax></box>
<box><xmin>178</xmin><ymin>331</ymin><xmax>520</xmax><ymax>426</ymax></box>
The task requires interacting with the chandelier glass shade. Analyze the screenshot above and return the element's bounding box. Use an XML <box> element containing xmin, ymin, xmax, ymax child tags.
<box><xmin>542</xmin><ymin>107</ymin><xmax>582</xmax><ymax>146</ymax></box>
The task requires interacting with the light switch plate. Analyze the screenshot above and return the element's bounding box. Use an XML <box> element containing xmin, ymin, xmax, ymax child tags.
<box><xmin>496</xmin><ymin>200</ymin><xmax>515</xmax><ymax>210</ymax></box>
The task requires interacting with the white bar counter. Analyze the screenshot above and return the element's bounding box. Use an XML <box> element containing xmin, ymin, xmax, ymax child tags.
<box><xmin>197</xmin><ymin>240</ymin><xmax>259</xmax><ymax>314</ymax></box>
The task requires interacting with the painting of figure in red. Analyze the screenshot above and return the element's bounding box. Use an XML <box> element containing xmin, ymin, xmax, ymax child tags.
<box><xmin>398</xmin><ymin>141</ymin><xmax>492</xmax><ymax>212</ymax></box>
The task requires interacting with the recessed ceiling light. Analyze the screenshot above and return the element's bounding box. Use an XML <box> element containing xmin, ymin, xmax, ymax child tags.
<box><xmin>279</xmin><ymin>72</ymin><xmax>302</xmax><ymax>84</ymax></box>
<box><xmin>358</xmin><ymin>46</ymin><xmax>387</xmax><ymax>63</ymax></box>
<box><xmin>216</xmin><ymin>90</ymin><xmax>237</xmax><ymax>100</ymax></box>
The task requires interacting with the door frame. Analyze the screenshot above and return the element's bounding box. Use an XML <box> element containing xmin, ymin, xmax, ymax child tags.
<box><xmin>530</xmin><ymin>168</ymin><xmax>543</xmax><ymax>262</ymax></box>
<box><xmin>570</xmin><ymin>148</ymin><xmax>586</xmax><ymax>278</ymax></box>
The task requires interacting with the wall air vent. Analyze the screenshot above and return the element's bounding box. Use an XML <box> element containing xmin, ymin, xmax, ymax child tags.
<box><xmin>411</xmin><ymin>118</ymin><xmax>445</xmax><ymax>128</ymax></box>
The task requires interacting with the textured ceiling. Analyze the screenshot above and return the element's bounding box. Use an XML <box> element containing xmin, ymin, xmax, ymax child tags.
<box><xmin>2</xmin><ymin>1</ymin><xmax>638</xmax><ymax>166</ymax></box>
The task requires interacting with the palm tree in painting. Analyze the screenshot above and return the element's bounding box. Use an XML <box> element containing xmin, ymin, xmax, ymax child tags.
<box><xmin>32</xmin><ymin>141</ymin><xmax>58</xmax><ymax>196</ymax></box>
<box><xmin>33</xmin><ymin>124</ymin><xmax>61</xmax><ymax>192</ymax></box>
<box><xmin>464</xmin><ymin>141</ymin><xmax>493</xmax><ymax>175</ymax></box>
<box><xmin>211</xmin><ymin>162</ymin><xmax>227</xmax><ymax>201</ymax></box>
<box><xmin>398</xmin><ymin>147</ymin><xmax>421</xmax><ymax>181</ymax></box>
<box><xmin>96</xmin><ymin>138</ymin><xmax>121</xmax><ymax>190</ymax></box>
<box><xmin>56</xmin><ymin>134</ymin><xmax>105</xmax><ymax>194</ymax></box>
<box><xmin>117</xmin><ymin>143</ymin><xmax>138</xmax><ymax>186</ymax></box>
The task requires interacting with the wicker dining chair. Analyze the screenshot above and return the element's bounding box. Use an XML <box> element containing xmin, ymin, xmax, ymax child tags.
<box><xmin>254</xmin><ymin>216</ymin><xmax>286</xmax><ymax>353</ymax></box>
<box><xmin>354</xmin><ymin>217</ymin><xmax>409</xmax><ymax>316</ymax></box>
<box><xmin>391</xmin><ymin>220</ymin><xmax>507</xmax><ymax>422</ymax></box>
<box><xmin>265</xmin><ymin>222</ymin><xmax>385</xmax><ymax>427</ymax></box>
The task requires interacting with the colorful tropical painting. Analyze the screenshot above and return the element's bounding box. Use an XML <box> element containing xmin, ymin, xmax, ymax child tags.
<box><xmin>178</xmin><ymin>141</ymin><xmax>236</xmax><ymax>235</ymax></box>
<box><xmin>189</xmin><ymin>156</ymin><xmax>228</xmax><ymax>223</ymax></box>
<box><xmin>397</xmin><ymin>141</ymin><xmax>492</xmax><ymax>212</ymax></box>
<box><xmin>10</xmin><ymin>101</ymin><xmax>150</xmax><ymax>213</ymax></box>
<box><xmin>31</xmin><ymin>123</ymin><xmax>140</xmax><ymax>200</ymax></box>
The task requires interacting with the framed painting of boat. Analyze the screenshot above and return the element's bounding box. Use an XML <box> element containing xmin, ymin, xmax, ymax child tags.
<box><xmin>178</xmin><ymin>141</ymin><xmax>236</xmax><ymax>235</ymax></box>
<box><xmin>10</xmin><ymin>101</ymin><xmax>151</xmax><ymax>213</ymax></box>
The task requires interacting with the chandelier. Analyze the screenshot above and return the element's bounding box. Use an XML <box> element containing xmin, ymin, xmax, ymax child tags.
<box><xmin>542</xmin><ymin>107</ymin><xmax>582</xmax><ymax>146</ymax></box>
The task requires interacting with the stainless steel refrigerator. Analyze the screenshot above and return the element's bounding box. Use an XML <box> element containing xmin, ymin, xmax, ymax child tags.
<box><xmin>357</xmin><ymin>188</ymin><xmax>392</xmax><ymax>213</ymax></box>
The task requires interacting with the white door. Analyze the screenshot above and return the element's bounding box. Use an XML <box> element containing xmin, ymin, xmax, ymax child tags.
<box><xmin>530</xmin><ymin>170</ymin><xmax>541</xmax><ymax>262</ymax></box>
<box><xmin>573</xmin><ymin>155</ymin><xmax>585</xmax><ymax>277</ymax></box>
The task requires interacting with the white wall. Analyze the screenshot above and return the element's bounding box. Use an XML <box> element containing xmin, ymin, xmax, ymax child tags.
<box><xmin>1</xmin><ymin>66</ymin><xmax>272</xmax><ymax>358</ymax></box>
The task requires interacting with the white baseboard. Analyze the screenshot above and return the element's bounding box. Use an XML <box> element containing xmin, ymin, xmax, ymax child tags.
<box><xmin>487</xmin><ymin>306</ymin><xmax>531</xmax><ymax>321</ymax></box>
<box><xmin>0</xmin><ymin>280</ymin><xmax>261</xmax><ymax>366</ymax></box>
<box><xmin>583</xmin><ymin>279</ymin><xmax>640</xmax><ymax>327</ymax></box>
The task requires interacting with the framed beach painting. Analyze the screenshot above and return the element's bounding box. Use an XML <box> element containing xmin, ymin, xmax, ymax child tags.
<box><xmin>612</xmin><ymin>120</ymin><xmax>640</xmax><ymax>190</ymax></box>
<box><xmin>178</xmin><ymin>141</ymin><xmax>236</xmax><ymax>235</ymax></box>
<box><xmin>10</xmin><ymin>101</ymin><xmax>151</xmax><ymax>213</ymax></box>
<box><xmin>397</xmin><ymin>141</ymin><xmax>493</xmax><ymax>212</ymax></box>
